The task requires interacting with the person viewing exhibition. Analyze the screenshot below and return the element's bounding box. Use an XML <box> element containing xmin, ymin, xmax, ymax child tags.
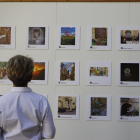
<box><xmin>0</xmin><ymin>55</ymin><xmax>56</xmax><ymax>140</ymax></box>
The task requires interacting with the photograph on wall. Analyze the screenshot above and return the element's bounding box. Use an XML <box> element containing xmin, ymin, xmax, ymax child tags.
<box><xmin>25</xmin><ymin>26</ymin><xmax>49</xmax><ymax>49</ymax></box>
<box><xmin>0</xmin><ymin>61</ymin><xmax>11</xmax><ymax>84</ymax></box>
<box><xmin>0</xmin><ymin>26</ymin><xmax>15</xmax><ymax>49</ymax></box>
<box><xmin>118</xmin><ymin>62</ymin><xmax>140</xmax><ymax>86</ymax></box>
<box><xmin>117</xmin><ymin>96</ymin><xmax>140</xmax><ymax>121</ymax></box>
<box><xmin>118</xmin><ymin>27</ymin><xmax>140</xmax><ymax>50</ymax></box>
<box><xmin>56</xmin><ymin>61</ymin><xmax>79</xmax><ymax>85</ymax></box>
<box><xmin>87</xmin><ymin>61</ymin><xmax>111</xmax><ymax>85</ymax></box>
<box><xmin>56</xmin><ymin>26</ymin><xmax>80</xmax><ymax>50</ymax></box>
<box><xmin>86</xmin><ymin>95</ymin><xmax>111</xmax><ymax>120</ymax></box>
<box><xmin>87</xmin><ymin>26</ymin><xmax>111</xmax><ymax>50</ymax></box>
<box><xmin>29</xmin><ymin>61</ymin><xmax>48</xmax><ymax>85</ymax></box>
<box><xmin>55</xmin><ymin>94</ymin><xmax>79</xmax><ymax>119</ymax></box>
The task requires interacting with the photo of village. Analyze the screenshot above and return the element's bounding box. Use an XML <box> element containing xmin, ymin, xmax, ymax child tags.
<box><xmin>28</xmin><ymin>27</ymin><xmax>45</xmax><ymax>45</ymax></box>
<box><xmin>91</xmin><ymin>28</ymin><xmax>107</xmax><ymax>46</ymax></box>
<box><xmin>58</xmin><ymin>96</ymin><xmax>76</xmax><ymax>115</ymax></box>
<box><xmin>0</xmin><ymin>62</ymin><xmax>7</xmax><ymax>80</ymax></box>
<box><xmin>90</xmin><ymin>67</ymin><xmax>108</xmax><ymax>77</ymax></box>
<box><xmin>0</xmin><ymin>27</ymin><xmax>11</xmax><ymax>44</ymax></box>
<box><xmin>120</xmin><ymin>98</ymin><xmax>139</xmax><ymax>117</ymax></box>
<box><xmin>91</xmin><ymin>97</ymin><xmax>107</xmax><ymax>116</ymax></box>
<box><xmin>32</xmin><ymin>62</ymin><xmax>45</xmax><ymax>80</ymax></box>
<box><xmin>61</xmin><ymin>27</ymin><xmax>75</xmax><ymax>45</ymax></box>
<box><xmin>60</xmin><ymin>62</ymin><xmax>75</xmax><ymax>81</ymax></box>
<box><xmin>121</xmin><ymin>30</ymin><xmax>139</xmax><ymax>44</ymax></box>
<box><xmin>121</xmin><ymin>63</ymin><xmax>139</xmax><ymax>82</ymax></box>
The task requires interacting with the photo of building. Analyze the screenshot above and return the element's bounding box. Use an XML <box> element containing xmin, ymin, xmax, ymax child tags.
<box><xmin>121</xmin><ymin>30</ymin><xmax>139</xmax><ymax>44</ymax></box>
<box><xmin>91</xmin><ymin>97</ymin><xmax>107</xmax><ymax>116</ymax></box>
<box><xmin>90</xmin><ymin>67</ymin><xmax>108</xmax><ymax>77</ymax></box>
<box><xmin>120</xmin><ymin>98</ymin><xmax>139</xmax><ymax>117</ymax></box>
<box><xmin>28</xmin><ymin>27</ymin><xmax>45</xmax><ymax>45</ymax></box>
<box><xmin>60</xmin><ymin>62</ymin><xmax>75</xmax><ymax>81</ymax></box>
<box><xmin>0</xmin><ymin>27</ymin><xmax>11</xmax><ymax>44</ymax></box>
<box><xmin>58</xmin><ymin>96</ymin><xmax>76</xmax><ymax>115</ymax></box>
<box><xmin>92</xmin><ymin>28</ymin><xmax>107</xmax><ymax>46</ymax></box>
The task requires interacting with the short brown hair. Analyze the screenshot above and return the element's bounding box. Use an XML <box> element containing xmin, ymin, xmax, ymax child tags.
<box><xmin>6</xmin><ymin>55</ymin><xmax>34</xmax><ymax>86</ymax></box>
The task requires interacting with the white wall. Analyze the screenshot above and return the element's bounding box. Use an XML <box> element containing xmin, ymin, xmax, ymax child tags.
<box><xmin>0</xmin><ymin>2</ymin><xmax>140</xmax><ymax>140</ymax></box>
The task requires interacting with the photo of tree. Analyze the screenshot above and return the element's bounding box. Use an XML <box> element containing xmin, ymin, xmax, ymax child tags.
<box><xmin>91</xmin><ymin>97</ymin><xmax>107</xmax><ymax>116</ymax></box>
<box><xmin>61</xmin><ymin>27</ymin><xmax>75</xmax><ymax>45</ymax></box>
<box><xmin>60</xmin><ymin>62</ymin><xmax>75</xmax><ymax>81</ymax></box>
<box><xmin>91</xmin><ymin>28</ymin><xmax>107</xmax><ymax>46</ymax></box>
<box><xmin>0</xmin><ymin>27</ymin><xmax>11</xmax><ymax>44</ymax></box>
<box><xmin>32</xmin><ymin>62</ymin><xmax>45</xmax><ymax>80</ymax></box>
<box><xmin>120</xmin><ymin>98</ymin><xmax>139</xmax><ymax>117</ymax></box>
<box><xmin>58</xmin><ymin>96</ymin><xmax>76</xmax><ymax>115</ymax></box>
<box><xmin>0</xmin><ymin>62</ymin><xmax>7</xmax><ymax>80</ymax></box>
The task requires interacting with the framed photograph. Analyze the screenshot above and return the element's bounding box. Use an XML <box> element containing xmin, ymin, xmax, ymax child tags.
<box><xmin>56</xmin><ymin>61</ymin><xmax>79</xmax><ymax>85</ymax></box>
<box><xmin>55</xmin><ymin>94</ymin><xmax>79</xmax><ymax>120</ymax></box>
<box><xmin>0</xmin><ymin>26</ymin><xmax>15</xmax><ymax>49</ymax></box>
<box><xmin>118</xmin><ymin>62</ymin><xmax>140</xmax><ymax>86</ymax></box>
<box><xmin>87</xmin><ymin>26</ymin><xmax>111</xmax><ymax>50</ymax></box>
<box><xmin>87</xmin><ymin>61</ymin><xmax>111</xmax><ymax>85</ymax></box>
<box><xmin>118</xmin><ymin>96</ymin><xmax>140</xmax><ymax>121</ymax></box>
<box><xmin>86</xmin><ymin>95</ymin><xmax>111</xmax><ymax>121</ymax></box>
<box><xmin>25</xmin><ymin>26</ymin><xmax>49</xmax><ymax>49</ymax></box>
<box><xmin>29</xmin><ymin>61</ymin><xmax>48</xmax><ymax>85</ymax></box>
<box><xmin>118</xmin><ymin>27</ymin><xmax>140</xmax><ymax>50</ymax></box>
<box><xmin>56</xmin><ymin>26</ymin><xmax>80</xmax><ymax>50</ymax></box>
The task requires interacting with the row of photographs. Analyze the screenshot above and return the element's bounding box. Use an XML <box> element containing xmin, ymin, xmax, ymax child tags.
<box><xmin>1</xmin><ymin>94</ymin><xmax>138</xmax><ymax>121</ymax></box>
<box><xmin>0</xmin><ymin>61</ymin><xmax>139</xmax><ymax>86</ymax></box>
<box><xmin>0</xmin><ymin>26</ymin><xmax>140</xmax><ymax>50</ymax></box>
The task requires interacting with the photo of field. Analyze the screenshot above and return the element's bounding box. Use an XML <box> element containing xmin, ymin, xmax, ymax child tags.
<box><xmin>32</xmin><ymin>62</ymin><xmax>45</xmax><ymax>80</ymax></box>
<box><xmin>90</xmin><ymin>67</ymin><xmax>108</xmax><ymax>77</ymax></box>
<box><xmin>91</xmin><ymin>97</ymin><xmax>107</xmax><ymax>116</ymax></box>
<box><xmin>58</xmin><ymin>96</ymin><xmax>76</xmax><ymax>115</ymax></box>
<box><xmin>120</xmin><ymin>98</ymin><xmax>139</xmax><ymax>117</ymax></box>
<box><xmin>0</xmin><ymin>62</ymin><xmax>7</xmax><ymax>80</ymax></box>
<box><xmin>28</xmin><ymin>27</ymin><xmax>45</xmax><ymax>45</ymax></box>
<box><xmin>60</xmin><ymin>62</ymin><xmax>75</xmax><ymax>81</ymax></box>
<box><xmin>92</xmin><ymin>28</ymin><xmax>107</xmax><ymax>46</ymax></box>
<box><xmin>0</xmin><ymin>27</ymin><xmax>11</xmax><ymax>44</ymax></box>
<box><xmin>61</xmin><ymin>27</ymin><xmax>75</xmax><ymax>45</ymax></box>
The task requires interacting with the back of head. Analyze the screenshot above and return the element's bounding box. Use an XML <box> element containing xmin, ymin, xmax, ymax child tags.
<box><xmin>6</xmin><ymin>55</ymin><xmax>34</xmax><ymax>87</ymax></box>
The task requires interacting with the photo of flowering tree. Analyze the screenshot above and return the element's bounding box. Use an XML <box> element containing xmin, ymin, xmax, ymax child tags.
<box><xmin>0</xmin><ymin>62</ymin><xmax>7</xmax><ymax>80</ymax></box>
<box><xmin>61</xmin><ymin>27</ymin><xmax>75</xmax><ymax>45</ymax></box>
<box><xmin>92</xmin><ymin>28</ymin><xmax>107</xmax><ymax>46</ymax></box>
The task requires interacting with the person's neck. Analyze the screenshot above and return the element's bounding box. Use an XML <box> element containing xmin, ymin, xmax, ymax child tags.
<box><xmin>13</xmin><ymin>84</ymin><xmax>28</xmax><ymax>87</ymax></box>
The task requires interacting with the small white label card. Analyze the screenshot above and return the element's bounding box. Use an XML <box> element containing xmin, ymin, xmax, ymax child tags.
<box><xmin>55</xmin><ymin>94</ymin><xmax>79</xmax><ymax>120</ymax></box>
<box><xmin>29</xmin><ymin>61</ymin><xmax>48</xmax><ymax>85</ymax></box>
<box><xmin>87</xmin><ymin>61</ymin><xmax>111</xmax><ymax>85</ymax></box>
<box><xmin>87</xmin><ymin>26</ymin><xmax>111</xmax><ymax>50</ymax></box>
<box><xmin>0</xmin><ymin>26</ymin><xmax>16</xmax><ymax>49</ymax></box>
<box><xmin>86</xmin><ymin>95</ymin><xmax>111</xmax><ymax>121</ymax></box>
<box><xmin>118</xmin><ymin>62</ymin><xmax>140</xmax><ymax>86</ymax></box>
<box><xmin>25</xmin><ymin>26</ymin><xmax>49</xmax><ymax>49</ymax></box>
<box><xmin>56</xmin><ymin>61</ymin><xmax>79</xmax><ymax>85</ymax></box>
<box><xmin>118</xmin><ymin>27</ymin><xmax>140</xmax><ymax>50</ymax></box>
<box><xmin>56</xmin><ymin>26</ymin><xmax>80</xmax><ymax>50</ymax></box>
<box><xmin>118</xmin><ymin>96</ymin><xmax>140</xmax><ymax>121</ymax></box>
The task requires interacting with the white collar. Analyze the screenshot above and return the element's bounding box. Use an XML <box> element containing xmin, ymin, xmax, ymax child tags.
<box><xmin>10</xmin><ymin>87</ymin><xmax>32</xmax><ymax>93</ymax></box>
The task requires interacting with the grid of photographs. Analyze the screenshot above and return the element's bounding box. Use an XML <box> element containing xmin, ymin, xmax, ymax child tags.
<box><xmin>25</xmin><ymin>26</ymin><xmax>49</xmax><ymax>49</ymax></box>
<box><xmin>55</xmin><ymin>95</ymin><xmax>79</xmax><ymax>119</ymax></box>
<box><xmin>118</xmin><ymin>96</ymin><xmax>140</xmax><ymax>121</ymax></box>
<box><xmin>87</xmin><ymin>95</ymin><xmax>111</xmax><ymax>120</ymax></box>
<box><xmin>118</xmin><ymin>62</ymin><xmax>140</xmax><ymax>86</ymax></box>
<box><xmin>56</xmin><ymin>61</ymin><xmax>79</xmax><ymax>85</ymax></box>
<box><xmin>87</xmin><ymin>61</ymin><xmax>111</xmax><ymax>85</ymax></box>
<box><xmin>0</xmin><ymin>26</ymin><xmax>15</xmax><ymax>49</ymax></box>
<box><xmin>87</xmin><ymin>26</ymin><xmax>111</xmax><ymax>50</ymax></box>
<box><xmin>118</xmin><ymin>27</ymin><xmax>140</xmax><ymax>50</ymax></box>
<box><xmin>56</xmin><ymin>26</ymin><xmax>80</xmax><ymax>50</ymax></box>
